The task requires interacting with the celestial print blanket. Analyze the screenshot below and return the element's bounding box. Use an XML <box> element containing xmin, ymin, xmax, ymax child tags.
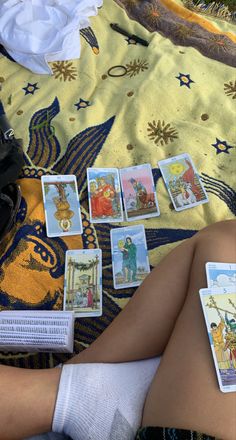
<box><xmin>0</xmin><ymin>0</ymin><xmax>235</xmax><ymax>368</ymax></box>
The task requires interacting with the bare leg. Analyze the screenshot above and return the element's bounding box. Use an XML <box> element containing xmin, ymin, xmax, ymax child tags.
<box><xmin>141</xmin><ymin>220</ymin><xmax>236</xmax><ymax>440</ymax></box>
<box><xmin>69</xmin><ymin>232</ymin><xmax>197</xmax><ymax>363</ymax></box>
<box><xmin>0</xmin><ymin>365</ymin><xmax>61</xmax><ymax>439</ymax></box>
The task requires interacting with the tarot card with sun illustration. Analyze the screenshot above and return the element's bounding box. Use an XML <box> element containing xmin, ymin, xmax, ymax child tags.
<box><xmin>41</xmin><ymin>175</ymin><xmax>82</xmax><ymax>237</ymax></box>
<box><xmin>199</xmin><ymin>287</ymin><xmax>236</xmax><ymax>393</ymax></box>
<box><xmin>64</xmin><ymin>249</ymin><xmax>102</xmax><ymax>318</ymax></box>
<box><xmin>158</xmin><ymin>153</ymin><xmax>208</xmax><ymax>211</ymax></box>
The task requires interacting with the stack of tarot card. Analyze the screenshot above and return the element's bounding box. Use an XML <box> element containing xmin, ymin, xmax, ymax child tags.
<box><xmin>0</xmin><ymin>310</ymin><xmax>74</xmax><ymax>353</ymax></box>
<box><xmin>200</xmin><ymin>262</ymin><xmax>236</xmax><ymax>393</ymax></box>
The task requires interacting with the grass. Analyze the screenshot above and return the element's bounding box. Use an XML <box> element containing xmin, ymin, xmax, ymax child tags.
<box><xmin>191</xmin><ymin>0</ymin><xmax>236</xmax><ymax>12</ymax></box>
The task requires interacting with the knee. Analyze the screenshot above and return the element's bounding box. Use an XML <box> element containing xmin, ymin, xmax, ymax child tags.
<box><xmin>195</xmin><ymin>220</ymin><xmax>236</xmax><ymax>252</ymax></box>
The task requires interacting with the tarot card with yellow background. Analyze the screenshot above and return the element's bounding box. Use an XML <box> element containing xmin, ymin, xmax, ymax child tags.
<box><xmin>158</xmin><ymin>153</ymin><xmax>208</xmax><ymax>211</ymax></box>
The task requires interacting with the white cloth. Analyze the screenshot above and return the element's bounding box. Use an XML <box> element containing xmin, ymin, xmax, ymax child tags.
<box><xmin>52</xmin><ymin>358</ymin><xmax>161</xmax><ymax>440</ymax></box>
<box><xmin>0</xmin><ymin>0</ymin><xmax>103</xmax><ymax>74</ymax></box>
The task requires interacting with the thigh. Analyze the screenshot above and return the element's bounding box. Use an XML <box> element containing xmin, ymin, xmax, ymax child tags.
<box><xmin>142</xmin><ymin>221</ymin><xmax>236</xmax><ymax>440</ymax></box>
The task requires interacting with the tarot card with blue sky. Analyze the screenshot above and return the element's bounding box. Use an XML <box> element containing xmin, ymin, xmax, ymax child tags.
<box><xmin>41</xmin><ymin>175</ymin><xmax>82</xmax><ymax>237</ymax></box>
<box><xmin>110</xmin><ymin>224</ymin><xmax>150</xmax><ymax>289</ymax></box>
<box><xmin>64</xmin><ymin>249</ymin><xmax>102</xmax><ymax>318</ymax></box>
<box><xmin>206</xmin><ymin>262</ymin><xmax>236</xmax><ymax>289</ymax></box>
<box><xmin>158</xmin><ymin>153</ymin><xmax>208</xmax><ymax>211</ymax></box>
<box><xmin>87</xmin><ymin>167</ymin><xmax>123</xmax><ymax>223</ymax></box>
<box><xmin>120</xmin><ymin>163</ymin><xmax>160</xmax><ymax>221</ymax></box>
<box><xmin>199</xmin><ymin>287</ymin><xmax>236</xmax><ymax>393</ymax></box>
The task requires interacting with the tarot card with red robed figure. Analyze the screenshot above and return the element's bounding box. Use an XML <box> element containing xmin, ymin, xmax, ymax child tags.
<box><xmin>87</xmin><ymin>168</ymin><xmax>123</xmax><ymax>223</ymax></box>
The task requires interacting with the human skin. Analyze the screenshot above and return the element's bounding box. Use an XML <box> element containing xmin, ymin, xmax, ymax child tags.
<box><xmin>0</xmin><ymin>220</ymin><xmax>235</xmax><ymax>439</ymax></box>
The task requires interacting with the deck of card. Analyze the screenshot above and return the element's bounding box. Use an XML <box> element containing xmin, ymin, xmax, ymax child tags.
<box><xmin>64</xmin><ymin>249</ymin><xmax>102</xmax><ymax>317</ymax></box>
<box><xmin>0</xmin><ymin>311</ymin><xmax>74</xmax><ymax>353</ymax></box>
<box><xmin>41</xmin><ymin>174</ymin><xmax>82</xmax><ymax>237</ymax></box>
<box><xmin>110</xmin><ymin>224</ymin><xmax>150</xmax><ymax>289</ymax></box>
<box><xmin>158</xmin><ymin>153</ymin><xmax>208</xmax><ymax>211</ymax></box>
<box><xmin>199</xmin><ymin>262</ymin><xmax>236</xmax><ymax>392</ymax></box>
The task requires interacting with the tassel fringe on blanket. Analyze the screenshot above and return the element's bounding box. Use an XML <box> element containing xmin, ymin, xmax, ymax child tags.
<box><xmin>183</xmin><ymin>0</ymin><xmax>236</xmax><ymax>22</ymax></box>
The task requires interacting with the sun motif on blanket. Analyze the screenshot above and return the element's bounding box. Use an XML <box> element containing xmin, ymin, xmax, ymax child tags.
<box><xmin>207</xmin><ymin>35</ymin><xmax>231</xmax><ymax>53</ymax></box>
<box><xmin>125</xmin><ymin>59</ymin><xmax>149</xmax><ymax>77</ymax></box>
<box><xmin>224</xmin><ymin>81</ymin><xmax>236</xmax><ymax>99</ymax></box>
<box><xmin>143</xmin><ymin>3</ymin><xmax>161</xmax><ymax>26</ymax></box>
<box><xmin>0</xmin><ymin>98</ymin><xmax>200</xmax><ymax>365</ymax></box>
<box><xmin>51</xmin><ymin>61</ymin><xmax>78</xmax><ymax>82</ymax></box>
<box><xmin>147</xmin><ymin>120</ymin><xmax>179</xmax><ymax>146</ymax></box>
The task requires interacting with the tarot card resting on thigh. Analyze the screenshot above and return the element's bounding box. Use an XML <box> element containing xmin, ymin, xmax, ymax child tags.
<box><xmin>206</xmin><ymin>262</ymin><xmax>236</xmax><ymax>289</ymax></box>
<box><xmin>199</xmin><ymin>287</ymin><xmax>236</xmax><ymax>393</ymax></box>
<box><xmin>120</xmin><ymin>163</ymin><xmax>160</xmax><ymax>221</ymax></box>
<box><xmin>110</xmin><ymin>224</ymin><xmax>150</xmax><ymax>289</ymax></box>
<box><xmin>158</xmin><ymin>153</ymin><xmax>208</xmax><ymax>211</ymax></box>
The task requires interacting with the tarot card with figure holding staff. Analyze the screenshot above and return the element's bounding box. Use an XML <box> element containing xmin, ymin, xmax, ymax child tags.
<box><xmin>110</xmin><ymin>225</ymin><xmax>150</xmax><ymax>289</ymax></box>
<box><xmin>87</xmin><ymin>168</ymin><xmax>123</xmax><ymax>223</ymax></box>
<box><xmin>41</xmin><ymin>175</ymin><xmax>82</xmax><ymax>237</ymax></box>
<box><xmin>199</xmin><ymin>287</ymin><xmax>236</xmax><ymax>392</ymax></box>
<box><xmin>158</xmin><ymin>153</ymin><xmax>208</xmax><ymax>211</ymax></box>
<box><xmin>64</xmin><ymin>249</ymin><xmax>102</xmax><ymax>318</ymax></box>
<box><xmin>120</xmin><ymin>164</ymin><xmax>160</xmax><ymax>221</ymax></box>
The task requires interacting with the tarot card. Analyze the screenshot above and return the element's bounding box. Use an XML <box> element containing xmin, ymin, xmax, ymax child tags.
<box><xmin>199</xmin><ymin>287</ymin><xmax>236</xmax><ymax>393</ymax></box>
<box><xmin>158</xmin><ymin>153</ymin><xmax>208</xmax><ymax>211</ymax></box>
<box><xmin>87</xmin><ymin>168</ymin><xmax>123</xmax><ymax>223</ymax></box>
<box><xmin>64</xmin><ymin>249</ymin><xmax>102</xmax><ymax>317</ymax></box>
<box><xmin>41</xmin><ymin>175</ymin><xmax>82</xmax><ymax>237</ymax></box>
<box><xmin>206</xmin><ymin>262</ymin><xmax>236</xmax><ymax>288</ymax></box>
<box><xmin>119</xmin><ymin>164</ymin><xmax>160</xmax><ymax>221</ymax></box>
<box><xmin>110</xmin><ymin>224</ymin><xmax>150</xmax><ymax>289</ymax></box>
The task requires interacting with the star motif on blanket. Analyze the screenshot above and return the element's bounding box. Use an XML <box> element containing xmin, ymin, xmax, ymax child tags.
<box><xmin>211</xmin><ymin>138</ymin><xmax>234</xmax><ymax>155</ymax></box>
<box><xmin>0</xmin><ymin>97</ymin><xmax>199</xmax><ymax>368</ymax></box>
<box><xmin>176</xmin><ymin>73</ymin><xmax>194</xmax><ymax>89</ymax></box>
<box><xmin>22</xmin><ymin>82</ymin><xmax>39</xmax><ymax>95</ymax></box>
<box><xmin>74</xmin><ymin>99</ymin><xmax>91</xmax><ymax>110</ymax></box>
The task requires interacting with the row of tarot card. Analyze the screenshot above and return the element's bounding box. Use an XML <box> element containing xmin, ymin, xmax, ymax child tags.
<box><xmin>41</xmin><ymin>153</ymin><xmax>209</xmax><ymax>238</ymax></box>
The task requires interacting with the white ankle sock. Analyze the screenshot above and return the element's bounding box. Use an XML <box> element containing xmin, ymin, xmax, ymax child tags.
<box><xmin>52</xmin><ymin>357</ymin><xmax>160</xmax><ymax>440</ymax></box>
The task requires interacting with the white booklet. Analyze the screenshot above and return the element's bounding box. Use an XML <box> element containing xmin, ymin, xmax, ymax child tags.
<box><xmin>0</xmin><ymin>311</ymin><xmax>74</xmax><ymax>353</ymax></box>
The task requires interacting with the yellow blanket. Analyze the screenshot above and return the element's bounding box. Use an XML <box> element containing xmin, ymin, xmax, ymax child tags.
<box><xmin>0</xmin><ymin>0</ymin><xmax>235</xmax><ymax>367</ymax></box>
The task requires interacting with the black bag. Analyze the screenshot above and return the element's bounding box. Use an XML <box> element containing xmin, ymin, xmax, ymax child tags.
<box><xmin>0</xmin><ymin>100</ymin><xmax>24</xmax><ymax>243</ymax></box>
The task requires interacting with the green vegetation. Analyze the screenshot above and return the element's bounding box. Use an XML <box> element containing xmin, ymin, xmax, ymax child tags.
<box><xmin>191</xmin><ymin>0</ymin><xmax>236</xmax><ymax>12</ymax></box>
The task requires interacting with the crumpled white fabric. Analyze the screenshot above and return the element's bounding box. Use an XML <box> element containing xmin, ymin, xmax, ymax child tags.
<box><xmin>0</xmin><ymin>0</ymin><xmax>103</xmax><ymax>74</ymax></box>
